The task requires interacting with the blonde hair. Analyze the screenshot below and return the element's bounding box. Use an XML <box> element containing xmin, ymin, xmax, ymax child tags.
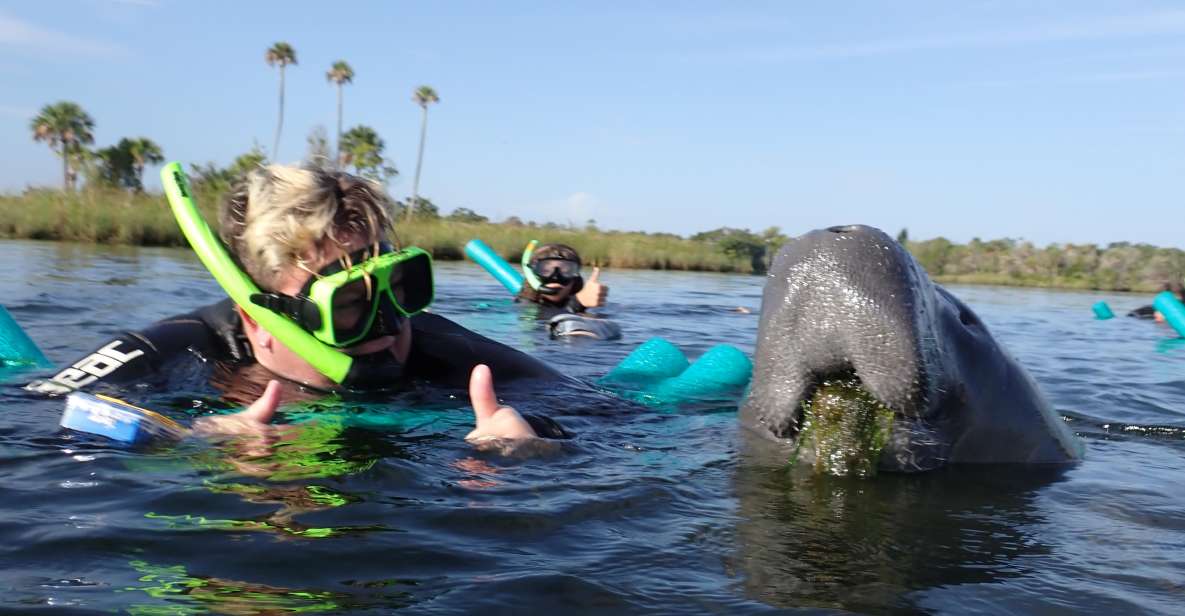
<box><xmin>219</xmin><ymin>164</ymin><xmax>395</xmax><ymax>288</ymax></box>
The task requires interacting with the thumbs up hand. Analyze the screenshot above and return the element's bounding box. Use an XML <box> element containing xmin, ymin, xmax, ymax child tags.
<box><xmin>575</xmin><ymin>266</ymin><xmax>609</xmax><ymax>308</ymax></box>
<box><xmin>466</xmin><ymin>364</ymin><xmax>538</xmax><ymax>444</ymax></box>
<box><xmin>193</xmin><ymin>379</ymin><xmax>282</xmax><ymax>436</ymax></box>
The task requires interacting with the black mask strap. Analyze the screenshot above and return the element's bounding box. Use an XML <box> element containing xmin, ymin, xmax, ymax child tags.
<box><xmin>249</xmin><ymin>293</ymin><xmax>323</xmax><ymax>331</ymax></box>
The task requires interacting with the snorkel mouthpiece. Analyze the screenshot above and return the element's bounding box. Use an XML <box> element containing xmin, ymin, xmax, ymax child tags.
<box><xmin>161</xmin><ymin>162</ymin><xmax>354</xmax><ymax>385</ymax></box>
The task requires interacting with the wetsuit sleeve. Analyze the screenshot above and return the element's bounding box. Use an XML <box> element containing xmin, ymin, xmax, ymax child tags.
<box><xmin>1128</xmin><ymin>305</ymin><xmax>1156</xmax><ymax>319</ymax></box>
<box><xmin>406</xmin><ymin>312</ymin><xmax>568</xmax><ymax>385</ymax></box>
<box><xmin>523</xmin><ymin>413</ymin><xmax>572</xmax><ymax>439</ymax></box>
<box><xmin>24</xmin><ymin>299</ymin><xmax>244</xmax><ymax>395</ymax></box>
<box><xmin>566</xmin><ymin>296</ymin><xmax>587</xmax><ymax>313</ymax></box>
<box><xmin>406</xmin><ymin>313</ymin><xmax>576</xmax><ymax>438</ymax></box>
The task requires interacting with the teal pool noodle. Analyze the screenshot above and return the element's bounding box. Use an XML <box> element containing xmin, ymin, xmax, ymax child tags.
<box><xmin>600</xmin><ymin>338</ymin><xmax>751</xmax><ymax>406</ymax></box>
<box><xmin>1153</xmin><ymin>291</ymin><xmax>1185</xmax><ymax>337</ymax></box>
<box><xmin>465</xmin><ymin>239</ymin><xmax>524</xmax><ymax>294</ymax></box>
<box><xmin>1092</xmin><ymin>301</ymin><xmax>1114</xmax><ymax>320</ymax></box>
<box><xmin>603</xmin><ymin>338</ymin><xmax>690</xmax><ymax>384</ymax></box>
<box><xmin>0</xmin><ymin>304</ymin><xmax>50</xmax><ymax>369</ymax></box>
<box><xmin>654</xmin><ymin>344</ymin><xmax>752</xmax><ymax>401</ymax></box>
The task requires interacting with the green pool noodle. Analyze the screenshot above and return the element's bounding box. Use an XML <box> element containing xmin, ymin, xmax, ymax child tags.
<box><xmin>1153</xmin><ymin>291</ymin><xmax>1185</xmax><ymax>337</ymax></box>
<box><xmin>0</xmin><ymin>304</ymin><xmax>51</xmax><ymax>370</ymax></box>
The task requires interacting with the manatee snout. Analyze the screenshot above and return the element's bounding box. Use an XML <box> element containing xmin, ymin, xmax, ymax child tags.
<box><xmin>742</xmin><ymin>224</ymin><xmax>1083</xmax><ymax>472</ymax></box>
<box><xmin>744</xmin><ymin>225</ymin><xmax>941</xmax><ymax>436</ymax></box>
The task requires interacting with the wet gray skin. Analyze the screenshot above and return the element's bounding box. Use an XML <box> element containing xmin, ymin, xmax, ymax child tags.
<box><xmin>741</xmin><ymin>224</ymin><xmax>1084</xmax><ymax>471</ymax></box>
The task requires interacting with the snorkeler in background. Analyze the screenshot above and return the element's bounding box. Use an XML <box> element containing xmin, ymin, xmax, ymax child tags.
<box><xmin>516</xmin><ymin>243</ymin><xmax>608</xmax><ymax>314</ymax></box>
<box><xmin>1128</xmin><ymin>281</ymin><xmax>1185</xmax><ymax>321</ymax></box>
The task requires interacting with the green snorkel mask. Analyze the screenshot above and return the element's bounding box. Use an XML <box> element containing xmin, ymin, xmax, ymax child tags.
<box><xmin>249</xmin><ymin>243</ymin><xmax>434</xmax><ymax>348</ymax></box>
<box><xmin>161</xmin><ymin>162</ymin><xmax>430</xmax><ymax>386</ymax></box>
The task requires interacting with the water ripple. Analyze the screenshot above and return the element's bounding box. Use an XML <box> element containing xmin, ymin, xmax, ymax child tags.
<box><xmin>0</xmin><ymin>248</ymin><xmax>1182</xmax><ymax>613</ymax></box>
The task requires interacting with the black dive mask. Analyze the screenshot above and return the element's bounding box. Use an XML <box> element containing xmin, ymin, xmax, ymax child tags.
<box><xmin>531</xmin><ymin>258</ymin><xmax>582</xmax><ymax>295</ymax></box>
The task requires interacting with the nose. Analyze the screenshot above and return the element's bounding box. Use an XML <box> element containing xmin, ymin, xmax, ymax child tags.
<box><xmin>373</xmin><ymin>302</ymin><xmax>405</xmax><ymax>336</ymax></box>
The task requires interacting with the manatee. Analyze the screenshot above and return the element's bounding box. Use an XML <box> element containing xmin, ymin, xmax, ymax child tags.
<box><xmin>741</xmin><ymin>224</ymin><xmax>1083</xmax><ymax>472</ymax></box>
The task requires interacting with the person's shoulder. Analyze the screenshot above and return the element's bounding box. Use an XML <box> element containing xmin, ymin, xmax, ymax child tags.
<box><xmin>409</xmin><ymin>311</ymin><xmax>473</xmax><ymax>336</ymax></box>
<box><xmin>24</xmin><ymin>299</ymin><xmax>246</xmax><ymax>395</ymax></box>
<box><xmin>407</xmin><ymin>311</ymin><xmax>567</xmax><ymax>384</ymax></box>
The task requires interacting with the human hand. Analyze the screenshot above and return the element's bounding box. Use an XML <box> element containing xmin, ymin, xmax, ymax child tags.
<box><xmin>466</xmin><ymin>364</ymin><xmax>538</xmax><ymax>445</ymax></box>
<box><xmin>192</xmin><ymin>379</ymin><xmax>282</xmax><ymax>437</ymax></box>
<box><xmin>575</xmin><ymin>266</ymin><xmax>608</xmax><ymax>308</ymax></box>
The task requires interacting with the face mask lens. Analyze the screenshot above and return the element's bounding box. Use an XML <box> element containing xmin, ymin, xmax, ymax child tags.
<box><xmin>388</xmin><ymin>252</ymin><xmax>434</xmax><ymax>315</ymax></box>
<box><xmin>329</xmin><ymin>277</ymin><xmax>376</xmax><ymax>342</ymax></box>
<box><xmin>532</xmin><ymin>259</ymin><xmax>579</xmax><ymax>281</ymax></box>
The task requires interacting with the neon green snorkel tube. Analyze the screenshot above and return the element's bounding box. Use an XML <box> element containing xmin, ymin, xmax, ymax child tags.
<box><xmin>160</xmin><ymin>162</ymin><xmax>353</xmax><ymax>384</ymax></box>
<box><xmin>521</xmin><ymin>239</ymin><xmax>543</xmax><ymax>291</ymax></box>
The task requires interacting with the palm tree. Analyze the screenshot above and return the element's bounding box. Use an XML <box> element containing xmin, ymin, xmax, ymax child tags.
<box><xmin>325</xmin><ymin>60</ymin><xmax>354</xmax><ymax>166</ymax></box>
<box><xmin>339</xmin><ymin>125</ymin><xmax>397</xmax><ymax>182</ymax></box>
<box><xmin>409</xmin><ymin>85</ymin><xmax>439</xmax><ymax>221</ymax></box>
<box><xmin>265</xmin><ymin>42</ymin><xmax>298</xmax><ymax>160</ymax></box>
<box><xmin>30</xmin><ymin>101</ymin><xmax>96</xmax><ymax>191</ymax></box>
<box><xmin>125</xmin><ymin>137</ymin><xmax>164</xmax><ymax>190</ymax></box>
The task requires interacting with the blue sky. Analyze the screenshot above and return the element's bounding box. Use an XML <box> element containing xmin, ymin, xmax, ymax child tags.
<box><xmin>3</xmin><ymin>1</ymin><xmax>1185</xmax><ymax>247</ymax></box>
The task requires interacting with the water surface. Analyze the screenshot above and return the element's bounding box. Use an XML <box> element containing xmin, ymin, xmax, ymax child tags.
<box><xmin>0</xmin><ymin>240</ymin><xmax>1181</xmax><ymax>614</ymax></box>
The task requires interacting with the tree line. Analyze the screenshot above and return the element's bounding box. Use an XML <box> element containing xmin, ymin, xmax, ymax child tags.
<box><xmin>899</xmin><ymin>230</ymin><xmax>1185</xmax><ymax>292</ymax></box>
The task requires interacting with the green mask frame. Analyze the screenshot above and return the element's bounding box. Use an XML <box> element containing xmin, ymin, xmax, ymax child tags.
<box><xmin>250</xmin><ymin>245</ymin><xmax>434</xmax><ymax>348</ymax></box>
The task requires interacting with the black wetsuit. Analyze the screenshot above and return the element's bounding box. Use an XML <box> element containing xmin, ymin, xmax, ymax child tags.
<box><xmin>1129</xmin><ymin>305</ymin><xmax>1157</xmax><ymax>319</ymax></box>
<box><xmin>28</xmin><ymin>299</ymin><xmax>571</xmax><ymax>438</ymax></box>
<box><xmin>522</xmin><ymin>301</ymin><xmax>622</xmax><ymax>340</ymax></box>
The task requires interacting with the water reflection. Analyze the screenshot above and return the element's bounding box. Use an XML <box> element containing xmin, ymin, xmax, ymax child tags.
<box><xmin>122</xmin><ymin>558</ymin><xmax>370</xmax><ymax>613</ymax></box>
<box><xmin>734</xmin><ymin>444</ymin><xmax>1068</xmax><ymax>612</ymax></box>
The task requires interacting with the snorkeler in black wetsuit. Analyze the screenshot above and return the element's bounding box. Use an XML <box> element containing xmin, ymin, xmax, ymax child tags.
<box><xmin>27</xmin><ymin>163</ymin><xmax>571</xmax><ymax>442</ymax></box>
<box><xmin>26</xmin><ymin>299</ymin><xmax>572</xmax><ymax>438</ymax></box>
<box><xmin>515</xmin><ymin>243</ymin><xmax>620</xmax><ymax>339</ymax></box>
<box><xmin>1128</xmin><ymin>282</ymin><xmax>1185</xmax><ymax>321</ymax></box>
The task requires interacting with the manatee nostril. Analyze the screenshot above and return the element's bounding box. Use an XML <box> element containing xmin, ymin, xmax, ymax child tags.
<box><xmin>826</xmin><ymin>225</ymin><xmax>862</xmax><ymax>234</ymax></box>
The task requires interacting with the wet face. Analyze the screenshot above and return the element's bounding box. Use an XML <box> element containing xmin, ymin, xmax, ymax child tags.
<box><xmin>239</xmin><ymin>234</ymin><xmax>413</xmax><ymax>388</ymax></box>
<box><xmin>531</xmin><ymin>257</ymin><xmax>581</xmax><ymax>305</ymax></box>
<box><xmin>540</xmin><ymin>280</ymin><xmax>577</xmax><ymax>304</ymax></box>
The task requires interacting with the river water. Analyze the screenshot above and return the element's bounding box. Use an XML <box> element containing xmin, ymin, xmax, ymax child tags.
<box><xmin>0</xmin><ymin>240</ymin><xmax>1181</xmax><ymax>614</ymax></box>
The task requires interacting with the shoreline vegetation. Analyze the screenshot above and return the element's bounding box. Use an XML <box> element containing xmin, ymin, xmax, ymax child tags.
<box><xmin>2</xmin><ymin>188</ymin><xmax>1183</xmax><ymax>293</ymax></box>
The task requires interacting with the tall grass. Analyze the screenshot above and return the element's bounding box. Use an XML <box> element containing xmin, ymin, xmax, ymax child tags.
<box><xmin>0</xmin><ymin>189</ymin><xmax>756</xmax><ymax>272</ymax></box>
<box><xmin>0</xmin><ymin>188</ymin><xmax>217</xmax><ymax>247</ymax></box>
<box><xmin>397</xmin><ymin>219</ymin><xmax>746</xmax><ymax>271</ymax></box>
